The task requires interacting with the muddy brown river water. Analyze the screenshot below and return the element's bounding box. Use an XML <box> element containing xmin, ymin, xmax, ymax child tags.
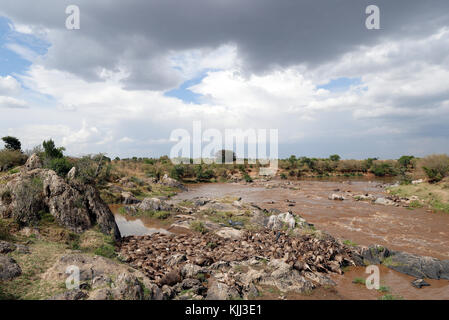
<box><xmin>113</xmin><ymin>178</ymin><xmax>449</xmax><ymax>300</ymax></box>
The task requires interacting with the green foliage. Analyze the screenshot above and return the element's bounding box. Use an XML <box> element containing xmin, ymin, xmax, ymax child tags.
<box><xmin>170</xmin><ymin>165</ymin><xmax>185</xmax><ymax>180</ymax></box>
<box><xmin>75</xmin><ymin>154</ymin><xmax>113</xmax><ymax>185</ymax></box>
<box><xmin>420</xmin><ymin>155</ymin><xmax>449</xmax><ymax>183</ymax></box>
<box><xmin>190</xmin><ymin>220</ymin><xmax>207</xmax><ymax>234</ymax></box>
<box><xmin>243</xmin><ymin>173</ymin><xmax>253</xmax><ymax>183</ymax></box>
<box><xmin>94</xmin><ymin>244</ymin><xmax>116</xmax><ymax>259</ymax></box>
<box><xmin>2</xmin><ymin>136</ymin><xmax>21</xmax><ymax>151</ymax></box>
<box><xmin>370</xmin><ymin>161</ymin><xmax>397</xmax><ymax>177</ymax></box>
<box><xmin>280</xmin><ymin>173</ymin><xmax>287</xmax><ymax>179</ymax></box>
<box><xmin>329</xmin><ymin>154</ymin><xmax>341</xmax><ymax>162</ymax></box>
<box><xmin>195</xmin><ymin>165</ymin><xmax>215</xmax><ymax>182</ymax></box>
<box><xmin>0</xmin><ymin>149</ymin><xmax>27</xmax><ymax>171</ymax></box>
<box><xmin>48</xmin><ymin>157</ymin><xmax>73</xmax><ymax>177</ymax></box>
<box><xmin>42</xmin><ymin>139</ymin><xmax>65</xmax><ymax>159</ymax></box>
<box><xmin>398</xmin><ymin>155</ymin><xmax>414</xmax><ymax>168</ymax></box>
<box><xmin>0</xmin><ymin>219</ymin><xmax>13</xmax><ymax>241</ymax></box>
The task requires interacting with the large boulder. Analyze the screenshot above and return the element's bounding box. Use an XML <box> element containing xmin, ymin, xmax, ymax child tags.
<box><xmin>24</xmin><ymin>153</ymin><xmax>42</xmax><ymax>171</ymax></box>
<box><xmin>359</xmin><ymin>245</ymin><xmax>449</xmax><ymax>280</ymax></box>
<box><xmin>0</xmin><ymin>255</ymin><xmax>22</xmax><ymax>280</ymax></box>
<box><xmin>0</xmin><ymin>155</ymin><xmax>120</xmax><ymax>241</ymax></box>
<box><xmin>45</xmin><ymin>253</ymin><xmax>162</xmax><ymax>300</ymax></box>
<box><xmin>137</xmin><ymin>197</ymin><xmax>172</xmax><ymax>211</ymax></box>
<box><xmin>160</xmin><ymin>174</ymin><xmax>187</xmax><ymax>191</ymax></box>
<box><xmin>266</xmin><ymin>212</ymin><xmax>296</xmax><ymax>230</ymax></box>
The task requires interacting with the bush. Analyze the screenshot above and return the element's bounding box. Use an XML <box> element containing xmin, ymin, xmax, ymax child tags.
<box><xmin>370</xmin><ymin>161</ymin><xmax>397</xmax><ymax>177</ymax></box>
<box><xmin>0</xmin><ymin>219</ymin><xmax>12</xmax><ymax>241</ymax></box>
<box><xmin>420</xmin><ymin>154</ymin><xmax>449</xmax><ymax>183</ymax></box>
<box><xmin>0</xmin><ymin>149</ymin><xmax>27</xmax><ymax>171</ymax></box>
<box><xmin>49</xmin><ymin>157</ymin><xmax>73</xmax><ymax>177</ymax></box>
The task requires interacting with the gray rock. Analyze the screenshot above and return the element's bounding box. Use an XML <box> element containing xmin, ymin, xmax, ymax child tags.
<box><xmin>0</xmin><ymin>241</ymin><xmax>16</xmax><ymax>254</ymax></box>
<box><xmin>137</xmin><ymin>197</ymin><xmax>172</xmax><ymax>211</ymax></box>
<box><xmin>206</xmin><ymin>280</ymin><xmax>240</xmax><ymax>300</ymax></box>
<box><xmin>267</xmin><ymin>212</ymin><xmax>296</xmax><ymax>230</ymax></box>
<box><xmin>374</xmin><ymin>197</ymin><xmax>395</xmax><ymax>206</ymax></box>
<box><xmin>328</xmin><ymin>194</ymin><xmax>345</xmax><ymax>201</ymax></box>
<box><xmin>411</xmin><ymin>278</ymin><xmax>430</xmax><ymax>288</ymax></box>
<box><xmin>0</xmin><ymin>255</ymin><xmax>22</xmax><ymax>280</ymax></box>
<box><xmin>24</xmin><ymin>153</ymin><xmax>42</xmax><ymax>171</ymax></box>
<box><xmin>0</xmin><ymin>159</ymin><xmax>121</xmax><ymax>241</ymax></box>
<box><xmin>50</xmin><ymin>289</ymin><xmax>88</xmax><ymax>300</ymax></box>
<box><xmin>67</xmin><ymin>167</ymin><xmax>77</xmax><ymax>180</ymax></box>
<box><xmin>120</xmin><ymin>191</ymin><xmax>140</xmax><ymax>205</ymax></box>
<box><xmin>160</xmin><ymin>174</ymin><xmax>186</xmax><ymax>191</ymax></box>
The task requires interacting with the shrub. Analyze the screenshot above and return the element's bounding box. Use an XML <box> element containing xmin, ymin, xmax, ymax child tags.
<box><xmin>0</xmin><ymin>149</ymin><xmax>27</xmax><ymax>171</ymax></box>
<box><xmin>370</xmin><ymin>160</ymin><xmax>397</xmax><ymax>177</ymax></box>
<box><xmin>190</xmin><ymin>221</ymin><xmax>207</xmax><ymax>234</ymax></box>
<box><xmin>94</xmin><ymin>244</ymin><xmax>116</xmax><ymax>258</ymax></box>
<box><xmin>0</xmin><ymin>219</ymin><xmax>12</xmax><ymax>241</ymax></box>
<box><xmin>49</xmin><ymin>157</ymin><xmax>73</xmax><ymax>177</ymax></box>
<box><xmin>420</xmin><ymin>154</ymin><xmax>449</xmax><ymax>183</ymax></box>
<box><xmin>243</xmin><ymin>173</ymin><xmax>253</xmax><ymax>183</ymax></box>
<box><xmin>170</xmin><ymin>165</ymin><xmax>185</xmax><ymax>180</ymax></box>
<box><xmin>280</xmin><ymin>173</ymin><xmax>287</xmax><ymax>179</ymax></box>
<box><xmin>75</xmin><ymin>154</ymin><xmax>113</xmax><ymax>185</ymax></box>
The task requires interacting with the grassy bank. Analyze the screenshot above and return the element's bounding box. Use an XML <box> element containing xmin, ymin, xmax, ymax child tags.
<box><xmin>388</xmin><ymin>181</ymin><xmax>449</xmax><ymax>214</ymax></box>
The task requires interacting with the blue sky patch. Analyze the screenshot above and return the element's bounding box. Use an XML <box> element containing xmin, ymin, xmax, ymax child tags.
<box><xmin>317</xmin><ymin>77</ymin><xmax>362</xmax><ymax>92</ymax></box>
<box><xmin>0</xmin><ymin>16</ymin><xmax>49</xmax><ymax>77</ymax></box>
<box><xmin>164</xmin><ymin>71</ymin><xmax>211</xmax><ymax>104</ymax></box>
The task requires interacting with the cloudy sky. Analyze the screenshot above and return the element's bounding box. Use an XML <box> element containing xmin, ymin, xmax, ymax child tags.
<box><xmin>0</xmin><ymin>0</ymin><xmax>449</xmax><ymax>159</ymax></box>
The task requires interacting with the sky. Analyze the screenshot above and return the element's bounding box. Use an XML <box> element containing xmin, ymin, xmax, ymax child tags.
<box><xmin>0</xmin><ymin>0</ymin><xmax>449</xmax><ymax>159</ymax></box>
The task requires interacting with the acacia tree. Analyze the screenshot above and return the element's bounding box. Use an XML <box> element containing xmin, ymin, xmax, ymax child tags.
<box><xmin>2</xmin><ymin>136</ymin><xmax>21</xmax><ymax>151</ymax></box>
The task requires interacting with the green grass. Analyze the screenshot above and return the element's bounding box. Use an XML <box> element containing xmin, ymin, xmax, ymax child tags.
<box><xmin>352</xmin><ymin>277</ymin><xmax>366</xmax><ymax>285</ymax></box>
<box><xmin>379</xmin><ymin>294</ymin><xmax>403</xmax><ymax>300</ymax></box>
<box><xmin>388</xmin><ymin>183</ymin><xmax>449</xmax><ymax>213</ymax></box>
<box><xmin>190</xmin><ymin>221</ymin><xmax>207</xmax><ymax>234</ymax></box>
<box><xmin>343</xmin><ymin>239</ymin><xmax>358</xmax><ymax>247</ymax></box>
<box><xmin>378</xmin><ymin>285</ymin><xmax>390</xmax><ymax>293</ymax></box>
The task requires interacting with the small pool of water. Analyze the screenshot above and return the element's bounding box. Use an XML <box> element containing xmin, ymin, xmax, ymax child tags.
<box><xmin>114</xmin><ymin>214</ymin><xmax>171</xmax><ymax>237</ymax></box>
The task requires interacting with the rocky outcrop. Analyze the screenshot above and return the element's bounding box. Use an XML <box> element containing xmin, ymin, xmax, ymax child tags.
<box><xmin>0</xmin><ymin>154</ymin><xmax>120</xmax><ymax>241</ymax></box>
<box><xmin>359</xmin><ymin>245</ymin><xmax>449</xmax><ymax>280</ymax></box>
<box><xmin>24</xmin><ymin>153</ymin><xmax>42</xmax><ymax>171</ymax></box>
<box><xmin>136</xmin><ymin>197</ymin><xmax>172</xmax><ymax>212</ymax></box>
<box><xmin>120</xmin><ymin>191</ymin><xmax>140</xmax><ymax>205</ymax></box>
<box><xmin>45</xmin><ymin>253</ymin><xmax>163</xmax><ymax>300</ymax></box>
<box><xmin>267</xmin><ymin>212</ymin><xmax>296</xmax><ymax>230</ymax></box>
<box><xmin>160</xmin><ymin>174</ymin><xmax>187</xmax><ymax>191</ymax></box>
<box><xmin>0</xmin><ymin>255</ymin><xmax>22</xmax><ymax>280</ymax></box>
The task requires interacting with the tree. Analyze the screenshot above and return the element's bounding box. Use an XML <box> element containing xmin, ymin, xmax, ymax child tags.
<box><xmin>2</xmin><ymin>136</ymin><xmax>21</xmax><ymax>151</ymax></box>
<box><xmin>42</xmin><ymin>139</ymin><xmax>65</xmax><ymax>159</ymax></box>
<box><xmin>398</xmin><ymin>155</ymin><xmax>414</xmax><ymax>168</ymax></box>
<box><xmin>329</xmin><ymin>154</ymin><xmax>341</xmax><ymax>162</ymax></box>
<box><xmin>215</xmin><ymin>150</ymin><xmax>236</xmax><ymax>164</ymax></box>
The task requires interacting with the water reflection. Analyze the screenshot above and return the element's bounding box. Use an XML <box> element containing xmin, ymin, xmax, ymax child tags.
<box><xmin>114</xmin><ymin>214</ymin><xmax>171</xmax><ymax>237</ymax></box>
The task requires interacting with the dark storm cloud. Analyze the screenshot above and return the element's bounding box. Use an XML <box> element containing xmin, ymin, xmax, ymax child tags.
<box><xmin>2</xmin><ymin>0</ymin><xmax>449</xmax><ymax>90</ymax></box>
